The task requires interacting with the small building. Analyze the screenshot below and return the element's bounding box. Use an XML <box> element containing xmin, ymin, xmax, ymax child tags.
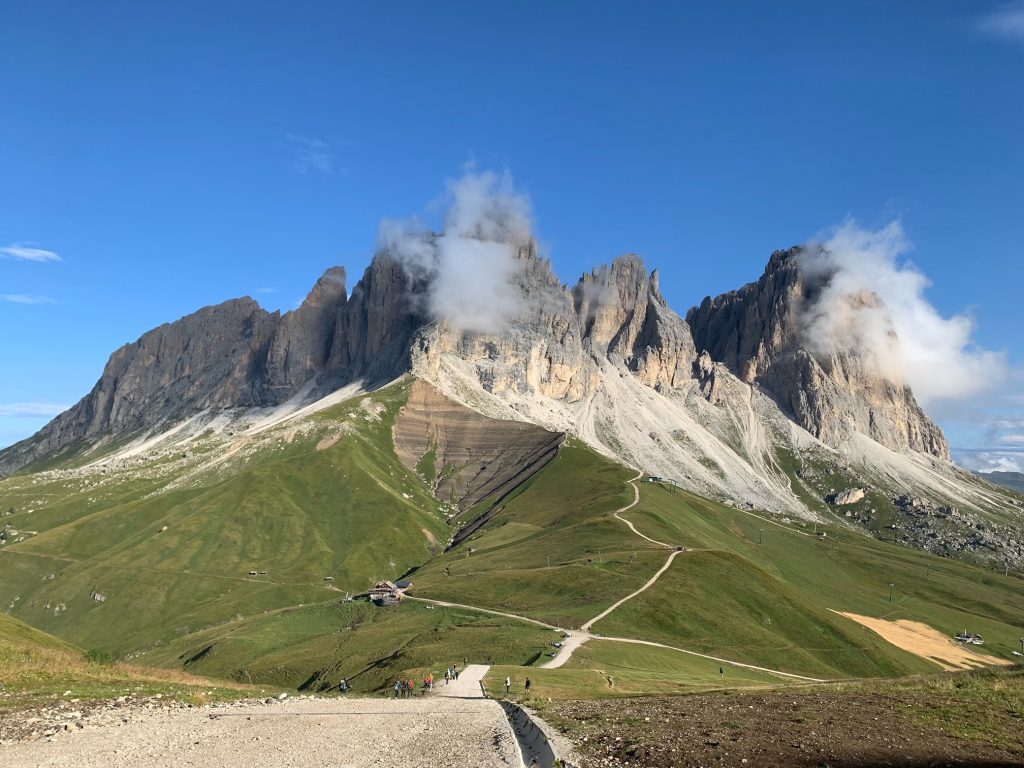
<box><xmin>369</xmin><ymin>580</ymin><xmax>401</xmax><ymax>606</ymax></box>
<box><xmin>395</xmin><ymin>580</ymin><xmax>413</xmax><ymax>590</ymax></box>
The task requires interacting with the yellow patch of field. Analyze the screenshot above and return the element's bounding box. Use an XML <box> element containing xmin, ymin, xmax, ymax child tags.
<box><xmin>835</xmin><ymin>612</ymin><xmax>1011</xmax><ymax>671</ymax></box>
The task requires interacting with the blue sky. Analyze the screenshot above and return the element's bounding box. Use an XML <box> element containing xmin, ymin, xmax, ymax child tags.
<box><xmin>2</xmin><ymin>1</ymin><xmax>1022</xmax><ymax>468</ymax></box>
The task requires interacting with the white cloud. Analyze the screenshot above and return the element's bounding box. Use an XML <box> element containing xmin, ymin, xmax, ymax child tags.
<box><xmin>978</xmin><ymin>2</ymin><xmax>1024</xmax><ymax>43</ymax></box>
<box><xmin>953</xmin><ymin>448</ymin><xmax>1023</xmax><ymax>474</ymax></box>
<box><xmin>286</xmin><ymin>134</ymin><xmax>346</xmax><ymax>176</ymax></box>
<box><xmin>379</xmin><ymin>168</ymin><xmax>534</xmax><ymax>334</ymax></box>
<box><xmin>0</xmin><ymin>244</ymin><xmax>61</xmax><ymax>262</ymax></box>
<box><xmin>801</xmin><ymin>220</ymin><xmax>1008</xmax><ymax>406</ymax></box>
<box><xmin>1000</xmin><ymin>434</ymin><xmax>1024</xmax><ymax>445</ymax></box>
<box><xmin>0</xmin><ymin>294</ymin><xmax>54</xmax><ymax>304</ymax></box>
<box><xmin>255</xmin><ymin>287</ymin><xmax>278</xmax><ymax>294</ymax></box>
<box><xmin>0</xmin><ymin>403</ymin><xmax>69</xmax><ymax>417</ymax></box>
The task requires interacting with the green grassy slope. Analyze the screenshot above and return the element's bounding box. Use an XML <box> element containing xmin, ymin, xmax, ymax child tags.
<box><xmin>617</xmin><ymin>482</ymin><xmax>1024</xmax><ymax>661</ymax></box>
<box><xmin>0</xmin><ymin>382</ymin><xmax>448</xmax><ymax>655</ymax></box>
<box><xmin>0</xmin><ymin>613</ymin><xmax>250</xmax><ymax>712</ymax></box>
<box><xmin>412</xmin><ymin>447</ymin><xmax>1023</xmax><ymax>680</ymax></box>
<box><xmin>3</xmin><ymin>382</ymin><xmax>1022</xmax><ymax>698</ymax></box>
<box><xmin>410</xmin><ymin>444</ymin><xmax>664</xmax><ymax>626</ymax></box>
<box><xmin>142</xmin><ymin>599</ymin><xmax>553</xmax><ymax>693</ymax></box>
<box><xmin>486</xmin><ymin>639</ymin><xmax>785</xmax><ymax>700</ymax></box>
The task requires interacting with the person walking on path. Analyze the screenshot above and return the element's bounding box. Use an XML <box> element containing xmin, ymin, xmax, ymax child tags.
<box><xmin>394</xmin><ymin>680</ymin><xmax>401</xmax><ymax>699</ymax></box>
<box><xmin>444</xmin><ymin>668</ymin><xmax>450</xmax><ymax>685</ymax></box>
<box><xmin>454</xmin><ymin>666</ymin><xmax>460</xmax><ymax>680</ymax></box>
<box><xmin>719</xmin><ymin>666</ymin><xmax>724</xmax><ymax>678</ymax></box>
<box><xmin>504</xmin><ymin>675</ymin><xmax>511</xmax><ymax>695</ymax></box>
<box><xmin>524</xmin><ymin>678</ymin><xmax>531</xmax><ymax>695</ymax></box>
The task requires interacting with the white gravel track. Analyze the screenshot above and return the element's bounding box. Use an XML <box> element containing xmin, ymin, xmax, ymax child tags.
<box><xmin>2</xmin><ymin>666</ymin><xmax>519</xmax><ymax>768</ymax></box>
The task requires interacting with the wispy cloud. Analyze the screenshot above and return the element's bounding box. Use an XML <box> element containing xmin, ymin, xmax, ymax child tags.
<box><xmin>978</xmin><ymin>2</ymin><xmax>1024</xmax><ymax>43</ymax></box>
<box><xmin>0</xmin><ymin>294</ymin><xmax>54</xmax><ymax>304</ymax></box>
<box><xmin>286</xmin><ymin>134</ymin><xmax>347</xmax><ymax>176</ymax></box>
<box><xmin>0</xmin><ymin>403</ymin><xmax>69</xmax><ymax>417</ymax></box>
<box><xmin>0</xmin><ymin>244</ymin><xmax>61</xmax><ymax>263</ymax></box>
<box><xmin>953</xmin><ymin>447</ymin><xmax>1024</xmax><ymax>474</ymax></box>
<box><xmin>255</xmin><ymin>287</ymin><xmax>278</xmax><ymax>294</ymax></box>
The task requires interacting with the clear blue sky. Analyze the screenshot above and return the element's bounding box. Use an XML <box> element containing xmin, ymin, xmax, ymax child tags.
<box><xmin>2</xmin><ymin>1</ymin><xmax>1022</xmax><ymax>467</ymax></box>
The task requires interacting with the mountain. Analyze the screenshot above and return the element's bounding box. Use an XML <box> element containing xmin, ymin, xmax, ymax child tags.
<box><xmin>1</xmin><ymin>240</ymin><xmax>1021</xmax><ymax>568</ymax></box>
<box><xmin>978</xmin><ymin>471</ymin><xmax>1024</xmax><ymax>494</ymax></box>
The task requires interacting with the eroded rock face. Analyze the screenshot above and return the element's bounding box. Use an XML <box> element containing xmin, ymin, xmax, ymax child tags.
<box><xmin>687</xmin><ymin>249</ymin><xmax>950</xmax><ymax>459</ymax></box>
<box><xmin>832</xmin><ymin>488</ymin><xmax>866</xmax><ymax>505</ymax></box>
<box><xmin>412</xmin><ymin>247</ymin><xmax>698</xmax><ymax>407</ymax></box>
<box><xmin>264</xmin><ymin>267</ymin><xmax>348</xmax><ymax>397</ymax></box>
<box><xmin>0</xmin><ymin>298</ymin><xmax>280</xmax><ymax>474</ymax></box>
<box><xmin>0</xmin><ymin>257</ymin><xmax>423</xmax><ymax>475</ymax></box>
<box><xmin>392</xmin><ymin>378</ymin><xmax>564</xmax><ymax>512</ymax></box>
<box><xmin>0</xmin><ymin>239</ymin><xmax>952</xmax><ymax>478</ymax></box>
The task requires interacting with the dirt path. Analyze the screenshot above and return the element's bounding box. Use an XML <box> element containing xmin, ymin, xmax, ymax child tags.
<box><xmin>2</xmin><ymin>685</ymin><xmax>519</xmax><ymax>768</ymax></box>
<box><xmin>581</xmin><ymin>549</ymin><xmax>683</xmax><ymax>631</ymax></box>
<box><xmin>544</xmin><ymin>472</ymin><xmax>683</xmax><ymax>670</ymax></box>
<box><xmin>835</xmin><ymin>611</ymin><xmax>1012</xmax><ymax>671</ymax></box>
<box><xmin>404</xmin><ymin>596</ymin><xmax>559</xmax><ymax>630</ymax></box>
<box><xmin>414</xmin><ymin>473</ymin><xmax>817</xmax><ymax>684</ymax></box>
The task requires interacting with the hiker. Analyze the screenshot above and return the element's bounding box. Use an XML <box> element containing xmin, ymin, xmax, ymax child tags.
<box><xmin>394</xmin><ymin>680</ymin><xmax>401</xmax><ymax>698</ymax></box>
<box><xmin>339</xmin><ymin>678</ymin><xmax>349</xmax><ymax>694</ymax></box>
<box><xmin>505</xmin><ymin>675</ymin><xmax>511</xmax><ymax>694</ymax></box>
<box><xmin>454</xmin><ymin>666</ymin><xmax>460</xmax><ymax>680</ymax></box>
<box><xmin>719</xmin><ymin>666</ymin><xmax>724</xmax><ymax>677</ymax></box>
<box><xmin>524</xmin><ymin>677</ymin><xmax>531</xmax><ymax>694</ymax></box>
<box><xmin>444</xmin><ymin>668</ymin><xmax>451</xmax><ymax>685</ymax></box>
<box><xmin>408</xmin><ymin>678</ymin><xmax>415</xmax><ymax>697</ymax></box>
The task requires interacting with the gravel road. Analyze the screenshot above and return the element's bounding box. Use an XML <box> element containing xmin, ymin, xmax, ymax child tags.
<box><xmin>2</xmin><ymin>666</ymin><xmax>519</xmax><ymax>768</ymax></box>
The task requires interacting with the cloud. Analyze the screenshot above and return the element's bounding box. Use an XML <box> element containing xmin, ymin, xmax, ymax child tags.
<box><xmin>378</xmin><ymin>168</ymin><xmax>534</xmax><ymax>333</ymax></box>
<box><xmin>1000</xmin><ymin>434</ymin><xmax>1024</xmax><ymax>445</ymax></box>
<box><xmin>255</xmin><ymin>287</ymin><xmax>278</xmax><ymax>294</ymax></box>
<box><xmin>0</xmin><ymin>403</ymin><xmax>69</xmax><ymax>417</ymax></box>
<box><xmin>953</xmin><ymin>448</ymin><xmax>1023</xmax><ymax>474</ymax></box>
<box><xmin>978</xmin><ymin>2</ymin><xmax>1024</xmax><ymax>43</ymax></box>
<box><xmin>286</xmin><ymin>134</ymin><xmax>346</xmax><ymax>175</ymax></box>
<box><xmin>0</xmin><ymin>244</ymin><xmax>61</xmax><ymax>262</ymax></box>
<box><xmin>0</xmin><ymin>294</ymin><xmax>54</xmax><ymax>304</ymax></box>
<box><xmin>800</xmin><ymin>219</ymin><xmax>1008</xmax><ymax>406</ymax></box>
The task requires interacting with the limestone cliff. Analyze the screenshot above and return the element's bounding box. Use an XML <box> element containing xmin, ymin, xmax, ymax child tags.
<box><xmin>687</xmin><ymin>249</ymin><xmax>950</xmax><ymax>459</ymax></box>
<box><xmin>0</xmin><ymin>240</ymin><xmax>949</xmax><ymax>479</ymax></box>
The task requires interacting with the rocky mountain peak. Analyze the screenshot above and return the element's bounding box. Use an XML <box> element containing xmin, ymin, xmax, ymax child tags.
<box><xmin>688</xmin><ymin>249</ymin><xmax>949</xmax><ymax>459</ymax></box>
<box><xmin>0</xmin><ymin>238</ymin><xmax>953</xmax><ymax>477</ymax></box>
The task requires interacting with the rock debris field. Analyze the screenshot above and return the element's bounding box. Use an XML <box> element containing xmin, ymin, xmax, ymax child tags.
<box><xmin>2</xmin><ymin>666</ymin><xmax>520</xmax><ymax>768</ymax></box>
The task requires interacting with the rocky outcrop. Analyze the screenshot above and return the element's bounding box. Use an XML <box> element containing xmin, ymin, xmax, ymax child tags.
<box><xmin>832</xmin><ymin>488</ymin><xmax>866</xmax><ymax>505</ymax></box>
<box><xmin>1</xmin><ymin>238</ymin><xmax>953</xmax><ymax>480</ymax></box>
<box><xmin>0</xmin><ymin>298</ymin><xmax>280</xmax><ymax>474</ymax></box>
<box><xmin>412</xmin><ymin>248</ymin><xmax>698</xmax><ymax>410</ymax></box>
<box><xmin>264</xmin><ymin>267</ymin><xmax>347</xmax><ymax>397</ymax></box>
<box><xmin>687</xmin><ymin>249</ymin><xmax>950</xmax><ymax>459</ymax></box>
<box><xmin>0</xmin><ymin>257</ymin><xmax>423</xmax><ymax>476</ymax></box>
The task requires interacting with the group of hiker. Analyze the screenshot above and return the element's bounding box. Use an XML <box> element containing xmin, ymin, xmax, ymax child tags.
<box><xmin>392</xmin><ymin>664</ymin><xmax>462</xmax><ymax>698</ymax></box>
